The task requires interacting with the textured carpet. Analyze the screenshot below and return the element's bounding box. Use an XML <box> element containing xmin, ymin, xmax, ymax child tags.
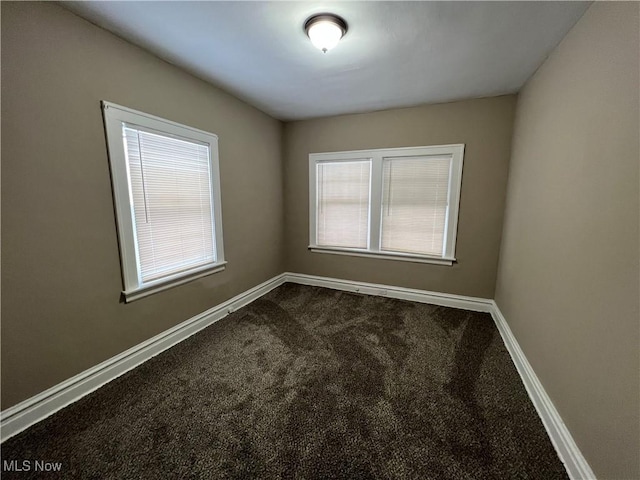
<box><xmin>1</xmin><ymin>283</ymin><xmax>568</xmax><ymax>479</ymax></box>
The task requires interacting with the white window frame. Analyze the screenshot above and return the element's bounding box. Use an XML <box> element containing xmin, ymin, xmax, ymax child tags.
<box><xmin>102</xmin><ymin>101</ymin><xmax>226</xmax><ymax>302</ymax></box>
<box><xmin>309</xmin><ymin>144</ymin><xmax>464</xmax><ymax>265</ymax></box>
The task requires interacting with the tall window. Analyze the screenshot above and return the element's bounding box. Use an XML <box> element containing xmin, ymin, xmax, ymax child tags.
<box><xmin>102</xmin><ymin>102</ymin><xmax>225</xmax><ymax>302</ymax></box>
<box><xmin>309</xmin><ymin>145</ymin><xmax>464</xmax><ymax>265</ymax></box>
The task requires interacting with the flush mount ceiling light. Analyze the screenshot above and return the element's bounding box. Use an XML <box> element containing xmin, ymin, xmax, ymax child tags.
<box><xmin>304</xmin><ymin>14</ymin><xmax>348</xmax><ymax>53</ymax></box>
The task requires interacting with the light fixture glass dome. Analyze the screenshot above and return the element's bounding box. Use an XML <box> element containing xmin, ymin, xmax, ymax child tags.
<box><xmin>305</xmin><ymin>14</ymin><xmax>347</xmax><ymax>53</ymax></box>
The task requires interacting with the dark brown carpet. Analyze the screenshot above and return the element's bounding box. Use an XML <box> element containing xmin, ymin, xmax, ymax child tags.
<box><xmin>1</xmin><ymin>283</ymin><xmax>568</xmax><ymax>479</ymax></box>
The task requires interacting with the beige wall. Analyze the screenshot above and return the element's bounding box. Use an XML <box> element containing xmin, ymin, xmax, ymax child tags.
<box><xmin>494</xmin><ymin>3</ymin><xmax>639</xmax><ymax>479</ymax></box>
<box><xmin>283</xmin><ymin>96</ymin><xmax>516</xmax><ymax>298</ymax></box>
<box><xmin>1</xmin><ymin>2</ymin><xmax>284</xmax><ymax>409</ymax></box>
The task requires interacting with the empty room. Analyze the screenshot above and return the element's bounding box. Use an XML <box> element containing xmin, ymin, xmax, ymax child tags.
<box><xmin>1</xmin><ymin>1</ymin><xmax>638</xmax><ymax>479</ymax></box>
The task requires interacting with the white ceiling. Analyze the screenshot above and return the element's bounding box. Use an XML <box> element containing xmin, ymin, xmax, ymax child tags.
<box><xmin>61</xmin><ymin>1</ymin><xmax>590</xmax><ymax>121</ymax></box>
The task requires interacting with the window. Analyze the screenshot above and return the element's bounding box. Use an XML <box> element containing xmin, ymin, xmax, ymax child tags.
<box><xmin>309</xmin><ymin>144</ymin><xmax>464</xmax><ymax>265</ymax></box>
<box><xmin>102</xmin><ymin>101</ymin><xmax>225</xmax><ymax>302</ymax></box>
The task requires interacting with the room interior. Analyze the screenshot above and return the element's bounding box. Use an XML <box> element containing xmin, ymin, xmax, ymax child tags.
<box><xmin>1</xmin><ymin>2</ymin><xmax>638</xmax><ymax>479</ymax></box>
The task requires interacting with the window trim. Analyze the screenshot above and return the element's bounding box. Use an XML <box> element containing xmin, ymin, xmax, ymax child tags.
<box><xmin>102</xmin><ymin>101</ymin><xmax>225</xmax><ymax>302</ymax></box>
<box><xmin>308</xmin><ymin>144</ymin><xmax>464</xmax><ymax>266</ymax></box>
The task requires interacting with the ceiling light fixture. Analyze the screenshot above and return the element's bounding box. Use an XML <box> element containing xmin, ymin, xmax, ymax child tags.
<box><xmin>304</xmin><ymin>14</ymin><xmax>347</xmax><ymax>53</ymax></box>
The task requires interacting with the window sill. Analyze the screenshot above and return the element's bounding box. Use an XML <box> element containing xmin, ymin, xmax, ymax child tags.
<box><xmin>123</xmin><ymin>262</ymin><xmax>227</xmax><ymax>302</ymax></box>
<box><xmin>308</xmin><ymin>246</ymin><xmax>455</xmax><ymax>266</ymax></box>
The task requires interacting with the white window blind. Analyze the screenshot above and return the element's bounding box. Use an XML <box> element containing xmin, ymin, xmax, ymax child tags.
<box><xmin>123</xmin><ymin>126</ymin><xmax>216</xmax><ymax>282</ymax></box>
<box><xmin>381</xmin><ymin>156</ymin><xmax>451</xmax><ymax>256</ymax></box>
<box><xmin>316</xmin><ymin>160</ymin><xmax>371</xmax><ymax>249</ymax></box>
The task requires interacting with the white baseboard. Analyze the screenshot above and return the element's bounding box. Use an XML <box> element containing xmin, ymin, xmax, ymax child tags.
<box><xmin>0</xmin><ymin>272</ymin><xmax>595</xmax><ymax>480</ymax></box>
<box><xmin>490</xmin><ymin>301</ymin><xmax>596</xmax><ymax>480</ymax></box>
<box><xmin>284</xmin><ymin>272</ymin><xmax>494</xmax><ymax>312</ymax></box>
<box><xmin>0</xmin><ymin>273</ymin><xmax>287</xmax><ymax>443</ymax></box>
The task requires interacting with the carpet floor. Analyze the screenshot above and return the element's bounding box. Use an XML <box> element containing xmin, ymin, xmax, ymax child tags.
<box><xmin>1</xmin><ymin>283</ymin><xmax>568</xmax><ymax>479</ymax></box>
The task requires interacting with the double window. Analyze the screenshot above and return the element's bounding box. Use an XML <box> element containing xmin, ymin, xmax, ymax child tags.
<box><xmin>102</xmin><ymin>102</ymin><xmax>225</xmax><ymax>302</ymax></box>
<box><xmin>309</xmin><ymin>145</ymin><xmax>464</xmax><ymax>265</ymax></box>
